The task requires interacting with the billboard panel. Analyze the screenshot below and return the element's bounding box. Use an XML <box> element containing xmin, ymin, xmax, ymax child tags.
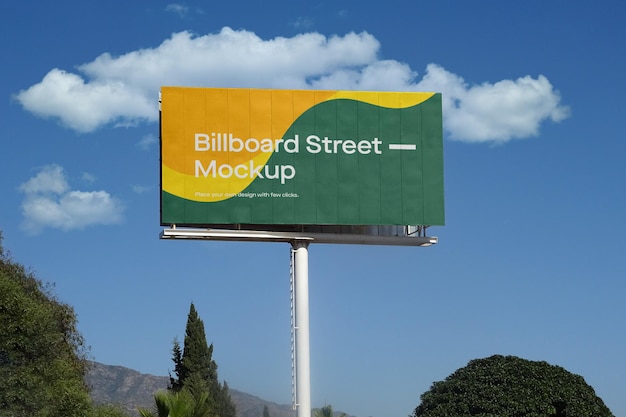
<box><xmin>160</xmin><ymin>87</ymin><xmax>444</xmax><ymax>228</ymax></box>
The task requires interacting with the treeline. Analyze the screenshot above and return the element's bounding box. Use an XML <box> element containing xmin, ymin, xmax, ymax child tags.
<box><xmin>0</xmin><ymin>232</ymin><xmax>236</xmax><ymax>417</ymax></box>
<box><xmin>0</xmin><ymin>232</ymin><xmax>126</xmax><ymax>417</ymax></box>
<box><xmin>1</xmin><ymin>230</ymin><xmax>616</xmax><ymax>417</ymax></box>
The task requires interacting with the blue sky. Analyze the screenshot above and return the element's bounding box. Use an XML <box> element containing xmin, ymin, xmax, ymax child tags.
<box><xmin>1</xmin><ymin>1</ymin><xmax>625</xmax><ymax>417</ymax></box>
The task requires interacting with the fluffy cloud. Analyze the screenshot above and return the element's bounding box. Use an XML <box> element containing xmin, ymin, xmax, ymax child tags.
<box><xmin>19</xmin><ymin>165</ymin><xmax>124</xmax><ymax>234</ymax></box>
<box><xmin>417</xmin><ymin>64</ymin><xmax>570</xmax><ymax>143</ymax></box>
<box><xmin>15</xmin><ymin>69</ymin><xmax>154</xmax><ymax>133</ymax></box>
<box><xmin>14</xmin><ymin>27</ymin><xmax>569</xmax><ymax>143</ymax></box>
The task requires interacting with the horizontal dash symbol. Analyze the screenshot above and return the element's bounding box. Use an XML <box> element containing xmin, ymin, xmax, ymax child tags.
<box><xmin>388</xmin><ymin>144</ymin><xmax>417</xmax><ymax>151</ymax></box>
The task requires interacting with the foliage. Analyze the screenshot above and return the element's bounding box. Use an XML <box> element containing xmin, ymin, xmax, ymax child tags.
<box><xmin>184</xmin><ymin>304</ymin><xmax>217</xmax><ymax>386</ymax></box>
<box><xmin>411</xmin><ymin>354</ymin><xmax>614</xmax><ymax>417</ymax></box>
<box><xmin>91</xmin><ymin>403</ymin><xmax>130</xmax><ymax>417</ymax></box>
<box><xmin>138</xmin><ymin>390</ymin><xmax>212</xmax><ymax>417</ymax></box>
<box><xmin>169</xmin><ymin>303</ymin><xmax>236</xmax><ymax>417</ymax></box>
<box><xmin>263</xmin><ymin>404</ymin><xmax>271</xmax><ymax>417</ymax></box>
<box><xmin>170</xmin><ymin>303</ymin><xmax>217</xmax><ymax>392</ymax></box>
<box><xmin>314</xmin><ymin>404</ymin><xmax>347</xmax><ymax>417</ymax></box>
<box><xmin>217</xmin><ymin>380</ymin><xmax>237</xmax><ymax>417</ymax></box>
<box><xmin>0</xmin><ymin>232</ymin><xmax>92</xmax><ymax>417</ymax></box>
<box><xmin>170</xmin><ymin>337</ymin><xmax>185</xmax><ymax>391</ymax></box>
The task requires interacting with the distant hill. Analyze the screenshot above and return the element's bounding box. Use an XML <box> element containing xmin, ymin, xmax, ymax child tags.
<box><xmin>86</xmin><ymin>361</ymin><xmax>296</xmax><ymax>417</ymax></box>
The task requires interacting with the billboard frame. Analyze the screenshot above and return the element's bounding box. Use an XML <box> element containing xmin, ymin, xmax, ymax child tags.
<box><xmin>159</xmin><ymin>87</ymin><xmax>445</xmax><ymax>242</ymax></box>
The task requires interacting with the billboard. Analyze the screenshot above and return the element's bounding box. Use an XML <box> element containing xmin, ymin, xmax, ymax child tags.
<box><xmin>160</xmin><ymin>87</ymin><xmax>444</xmax><ymax>229</ymax></box>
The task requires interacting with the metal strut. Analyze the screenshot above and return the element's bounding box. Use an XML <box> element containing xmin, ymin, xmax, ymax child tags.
<box><xmin>290</xmin><ymin>247</ymin><xmax>297</xmax><ymax>411</ymax></box>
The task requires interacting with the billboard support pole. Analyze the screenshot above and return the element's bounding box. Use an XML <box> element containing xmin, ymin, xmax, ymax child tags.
<box><xmin>291</xmin><ymin>240</ymin><xmax>311</xmax><ymax>417</ymax></box>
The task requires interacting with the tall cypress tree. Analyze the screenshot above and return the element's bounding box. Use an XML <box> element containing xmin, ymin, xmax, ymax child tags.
<box><xmin>218</xmin><ymin>381</ymin><xmax>236</xmax><ymax>417</ymax></box>
<box><xmin>169</xmin><ymin>303</ymin><xmax>236</xmax><ymax>417</ymax></box>
<box><xmin>169</xmin><ymin>338</ymin><xmax>184</xmax><ymax>392</ymax></box>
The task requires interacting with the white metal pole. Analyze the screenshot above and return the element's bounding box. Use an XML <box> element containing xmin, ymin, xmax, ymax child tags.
<box><xmin>292</xmin><ymin>240</ymin><xmax>311</xmax><ymax>417</ymax></box>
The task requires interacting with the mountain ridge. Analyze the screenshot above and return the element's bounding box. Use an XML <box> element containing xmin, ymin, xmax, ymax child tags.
<box><xmin>86</xmin><ymin>361</ymin><xmax>297</xmax><ymax>417</ymax></box>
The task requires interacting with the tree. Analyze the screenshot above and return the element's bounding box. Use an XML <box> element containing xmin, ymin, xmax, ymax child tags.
<box><xmin>314</xmin><ymin>404</ymin><xmax>347</xmax><ymax>417</ymax></box>
<box><xmin>170</xmin><ymin>304</ymin><xmax>217</xmax><ymax>391</ymax></box>
<box><xmin>217</xmin><ymin>380</ymin><xmax>236</xmax><ymax>417</ymax></box>
<box><xmin>169</xmin><ymin>303</ymin><xmax>236</xmax><ymax>417</ymax></box>
<box><xmin>0</xmin><ymin>232</ymin><xmax>93</xmax><ymax>417</ymax></box>
<box><xmin>170</xmin><ymin>338</ymin><xmax>185</xmax><ymax>391</ymax></box>
<box><xmin>262</xmin><ymin>404</ymin><xmax>271</xmax><ymax>417</ymax></box>
<box><xmin>411</xmin><ymin>354</ymin><xmax>614</xmax><ymax>417</ymax></box>
<box><xmin>91</xmin><ymin>403</ymin><xmax>130</xmax><ymax>417</ymax></box>
<box><xmin>138</xmin><ymin>390</ymin><xmax>212</xmax><ymax>417</ymax></box>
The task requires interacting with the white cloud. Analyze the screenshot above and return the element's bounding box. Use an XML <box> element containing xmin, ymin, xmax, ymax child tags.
<box><xmin>14</xmin><ymin>27</ymin><xmax>569</xmax><ymax>143</ymax></box>
<box><xmin>165</xmin><ymin>3</ymin><xmax>189</xmax><ymax>18</ymax></box>
<box><xmin>19</xmin><ymin>164</ymin><xmax>69</xmax><ymax>195</ymax></box>
<box><xmin>14</xmin><ymin>69</ymin><xmax>154</xmax><ymax>133</ymax></box>
<box><xmin>137</xmin><ymin>133</ymin><xmax>157</xmax><ymax>150</ymax></box>
<box><xmin>417</xmin><ymin>64</ymin><xmax>570</xmax><ymax>143</ymax></box>
<box><xmin>131</xmin><ymin>184</ymin><xmax>152</xmax><ymax>194</ymax></box>
<box><xmin>290</xmin><ymin>16</ymin><xmax>315</xmax><ymax>29</ymax></box>
<box><xmin>19</xmin><ymin>165</ymin><xmax>124</xmax><ymax>234</ymax></box>
<box><xmin>310</xmin><ymin>59</ymin><xmax>418</xmax><ymax>91</ymax></box>
<box><xmin>81</xmin><ymin>172</ymin><xmax>97</xmax><ymax>183</ymax></box>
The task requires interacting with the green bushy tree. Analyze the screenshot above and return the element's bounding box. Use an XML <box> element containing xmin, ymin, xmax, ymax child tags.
<box><xmin>412</xmin><ymin>354</ymin><xmax>614</xmax><ymax>417</ymax></box>
<box><xmin>0</xmin><ymin>232</ymin><xmax>92</xmax><ymax>417</ymax></box>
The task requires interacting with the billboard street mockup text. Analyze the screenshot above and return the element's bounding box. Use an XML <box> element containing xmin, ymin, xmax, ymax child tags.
<box><xmin>160</xmin><ymin>87</ymin><xmax>444</xmax><ymax>228</ymax></box>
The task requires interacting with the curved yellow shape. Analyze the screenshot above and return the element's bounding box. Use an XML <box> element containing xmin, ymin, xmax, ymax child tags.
<box><xmin>162</xmin><ymin>149</ymin><xmax>272</xmax><ymax>202</ymax></box>
<box><xmin>327</xmin><ymin>91</ymin><xmax>434</xmax><ymax>108</ymax></box>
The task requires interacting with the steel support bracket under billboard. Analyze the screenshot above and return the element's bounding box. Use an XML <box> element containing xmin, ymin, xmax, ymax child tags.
<box><xmin>159</xmin><ymin>227</ymin><xmax>437</xmax><ymax>247</ymax></box>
